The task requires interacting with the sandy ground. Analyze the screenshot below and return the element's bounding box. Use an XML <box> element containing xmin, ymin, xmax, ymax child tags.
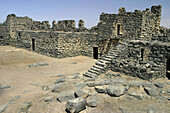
<box><xmin>0</xmin><ymin>46</ymin><xmax>96</xmax><ymax>113</ymax></box>
<box><xmin>0</xmin><ymin>46</ymin><xmax>170</xmax><ymax>113</ymax></box>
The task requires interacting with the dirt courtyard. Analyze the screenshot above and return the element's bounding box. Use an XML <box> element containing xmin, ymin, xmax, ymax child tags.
<box><xmin>0</xmin><ymin>46</ymin><xmax>96</xmax><ymax>113</ymax></box>
<box><xmin>0</xmin><ymin>46</ymin><xmax>170</xmax><ymax>113</ymax></box>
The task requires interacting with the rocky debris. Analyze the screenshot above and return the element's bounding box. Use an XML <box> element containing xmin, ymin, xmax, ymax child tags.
<box><xmin>45</xmin><ymin>96</ymin><xmax>54</xmax><ymax>102</ymax></box>
<box><xmin>106</xmin><ymin>84</ymin><xmax>126</xmax><ymax>97</ymax></box>
<box><xmin>0</xmin><ymin>105</ymin><xmax>8</xmax><ymax>113</ymax></box>
<box><xmin>42</xmin><ymin>85</ymin><xmax>50</xmax><ymax>91</ymax></box>
<box><xmin>57</xmin><ymin>91</ymin><xmax>75</xmax><ymax>102</ymax></box>
<box><xmin>75</xmin><ymin>82</ymin><xmax>87</xmax><ymax>90</ymax></box>
<box><xmin>84</xmin><ymin>78</ymin><xmax>96</xmax><ymax>82</ymax></box>
<box><xmin>54</xmin><ymin>78</ymin><xmax>66</xmax><ymax>84</ymax></box>
<box><xmin>56</xmin><ymin>74</ymin><xmax>64</xmax><ymax>77</ymax></box>
<box><xmin>128</xmin><ymin>91</ymin><xmax>148</xmax><ymax>100</ymax></box>
<box><xmin>28</xmin><ymin>62</ymin><xmax>49</xmax><ymax>67</ymax></box>
<box><xmin>20</xmin><ymin>101</ymin><xmax>33</xmax><ymax>113</ymax></box>
<box><xmin>9</xmin><ymin>95</ymin><xmax>21</xmax><ymax>104</ymax></box>
<box><xmin>51</xmin><ymin>83</ymin><xmax>64</xmax><ymax>93</ymax></box>
<box><xmin>147</xmin><ymin>109</ymin><xmax>154</xmax><ymax>113</ymax></box>
<box><xmin>86</xmin><ymin>79</ymin><xmax>111</xmax><ymax>87</ymax></box>
<box><xmin>70</xmin><ymin>62</ymin><xmax>77</xmax><ymax>64</ymax></box>
<box><xmin>65</xmin><ymin>97</ymin><xmax>86</xmax><ymax>113</ymax></box>
<box><xmin>86</xmin><ymin>95</ymin><xmax>98</xmax><ymax>107</ymax></box>
<box><xmin>66</xmin><ymin>73</ymin><xmax>80</xmax><ymax>79</ymax></box>
<box><xmin>154</xmin><ymin>82</ymin><xmax>164</xmax><ymax>88</ymax></box>
<box><xmin>119</xmin><ymin>107</ymin><xmax>127</xmax><ymax>113</ymax></box>
<box><xmin>75</xmin><ymin>89</ymin><xmax>89</xmax><ymax>98</ymax></box>
<box><xmin>0</xmin><ymin>84</ymin><xmax>11</xmax><ymax>90</ymax></box>
<box><xmin>144</xmin><ymin>87</ymin><xmax>159</xmax><ymax>97</ymax></box>
<box><xmin>95</xmin><ymin>85</ymin><xmax>107</xmax><ymax>93</ymax></box>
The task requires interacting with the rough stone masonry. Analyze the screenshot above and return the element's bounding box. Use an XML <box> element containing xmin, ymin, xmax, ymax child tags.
<box><xmin>0</xmin><ymin>5</ymin><xmax>170</xmax><ymax>80</ymax></box>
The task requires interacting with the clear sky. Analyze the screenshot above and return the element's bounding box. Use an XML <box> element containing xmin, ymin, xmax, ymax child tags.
<box><xmin>0</xmin><ymin>0</ymin><xmax>170</xmax><ymax>28</ymax></box>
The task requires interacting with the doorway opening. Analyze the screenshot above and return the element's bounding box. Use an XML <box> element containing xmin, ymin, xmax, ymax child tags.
<box><xmin>141</xmin><ymin>48</ymin><xmax>144</xmax><ymax>61</ymax></box>
<box><xmin>117</xmin><ymin>24</ymin><xmax>121</xmax><ymax>35</ymax></box>
<box><xmin>166</xmin><ymin>57</ymin><xmax>170</xmax><ymax>80</ymax></box>
<box><xmin>93</xmin><ymin>47</ymin><xmax>98</xmax><ymax>59</ymax></box>
<box><xmin>32</xmin><ymin>39</ymin><xmax>35</xmax><ymax>51</ymax></box>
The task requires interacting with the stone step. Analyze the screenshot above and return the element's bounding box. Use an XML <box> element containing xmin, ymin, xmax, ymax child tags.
<box><xmin>96</xmin><ymin>61</ymin><xmax>106</xmax><ymax>67</ymax></box>
<box><xmin>93</xmin><ymin>65</ymin><xmax>104</xmax><ymax>70</ymax></box>
<box><xmin>88</xmin><ymin>69</ymin><xmax>100</xmax><ymax>75</ymax></box>
<box><xmin>83</xmin><ymin>72</ymin><xmax>98</xmax><ymax>78</ymax></box>
<box><xmin>101</xmin><ymin>57</ymin><xmax>112</xmax><ymax>62</ymax></box>
<box><xmin>83</xmin><ymin>73</ymin><xmax>95</xmax><ymax>78</ymax></box>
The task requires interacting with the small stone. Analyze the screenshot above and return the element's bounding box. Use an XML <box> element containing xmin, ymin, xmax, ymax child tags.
<box><xmin>29</xmin><ymin>62</ymin><xmax>49</xmax><ymax>67</ymax></box>
<box><xmin>147</xmin><ymin>109</ymin><xmax>154</xmax><ymax>113</ymax></box>
<box><xmin>51</xmin><ymin>83</ymin><xmax>64</xmax><ymax>93</ymax></box>
<box><xmin>57</xmin><ymin>91</ymin><xmax>75</xmax><ymax>102</ymax></box>
<box><xmin>128</xmin><ymin>92</ymin><xmax>148</xmax><ymax>100</ymax></box>
<box><xmin>75</xmin><ymin>89</ymin><xmax>89</xmax><ymax>98</ymax></box>
<box><xmin>56</xmin><ymin>74</ymin><xmax>64</xmax><ymax>77</ymax></box>
<box><xmin>45</xmin><ymin>96</ymin><xmax>54</xmax><ymax>102</ymax></box>
<box><xmin>0</xmin><ymin>105</ymin><xmax>8</xmax><ymax>113</ymax></box>
<box><xmin>66</xmin><ymin>97</ymin><xmax>86</xmax><ymax>113</ymax></box>
<box><xmin>20</xmin><ymin>101</ymin><xmax>33</xmax><ymax>112</ymax></box>
<box><xmin>70</xmin><ymin>62</ymin><xmax>77</xmax><ymax>64</ymax></box>
<box><xmin>154</xmin><ymin>82</ymin><xmax>164</xmax><ymax>88</ymax></box>
<box><xmin>0</xmin><ymin>85</ymin><xmax>11</xmax><ymax>90</ymax></box>
<box><xmin>95</xmin><ymin>86</ymin><xmax>107</xmax><ymax>93</ymax></box>
<box><xmin>106</xmin><ymin>84</ymin><xmax>126</xmax><ymax>97</ymax></box>
<box><xmin>119</xmin><ymin>107</ymin><xmax>127</xmax><ymax>113</ymax></box>
<box><xmin>86</xmin><ymin>95</ymin><xmax>98</xmax><ymax>107</ymax></box>
<box><xmin>54</xmin><ymin>78</ymin><xmax>66</xmax><ymax>84</ymax></box>
<box><xmin>144</xmin><ymin>87</ymin><xmax>159</xmax><ymax>97</ymax></box>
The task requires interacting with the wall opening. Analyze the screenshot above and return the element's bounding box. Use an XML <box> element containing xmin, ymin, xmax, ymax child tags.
<box><xmin>32</xmin><ymin>39</ymin><xmax>35</xmax><ymax>51</ymax></box>
<box><xmin>93</xmin><ymin>47</ymin><xmax>98</xmax><ymax>59</ymax></box>
<box><xmin>141</xmin><ymin>48</ymin><xmax>144</xmax><ymax>61</ymax></box>
<box><xmin>0</xmin><ymin>36</ymin><xmax>3</xmax><ymax>39</ymax></box>
<box><xmin>117</xmin><ymin>24</ymin><xmax>121</xmax><ymax>35</ymax></box>
<box><xmin>166</xmin><ymin>57</ymin><xmax>170</xmax><ymax>80</ymax></box>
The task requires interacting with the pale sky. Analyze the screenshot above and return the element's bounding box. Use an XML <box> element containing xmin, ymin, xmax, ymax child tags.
<box><xmin>0</xmin><ymin>0</ymin><xmax>170</xmax><ymax>28</ymax></box>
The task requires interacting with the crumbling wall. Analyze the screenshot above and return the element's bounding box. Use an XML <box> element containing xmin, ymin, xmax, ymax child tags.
<box><xmin>111</xmin><ymin>40</ymin><xmax>170</xmax><ymax>80</ymax></box>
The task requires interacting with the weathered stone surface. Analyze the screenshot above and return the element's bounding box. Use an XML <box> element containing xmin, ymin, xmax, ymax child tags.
<box><xmin>65</xmin><ymin>97</ymin><xmax>86</xmax><ymax>113</ymax></box>
<box><xmin>0</xmin><ymin>105</ymin><xmax>8</xmax><ymax>113</ymax></box>
<box><xmin>51</xmin><ymin>83</ymin><xmax>64</xmax><ymax>93</ymax></box>
<box><xmin>106</xmin><ymin>84</ymin><xmax>126</xmax><ymax>97</ymax></box>
<box><xmin>86</xmin><ymin>95</ymin><xmax>98</xmax><ymax>107</ymax></box>
<box><xmin>144</xmin><ymin>87</ymin><xmax>159</xmax><ymax>97</ymax></box>
<box><xmin>29</xmin><ymin>62</ymin><xmax>49</xmax><ymax>67</ymax></box>
<box><xmin>0</xmin><ymin>84</ymin><xmax>11</xmax><ymax>90</ymax></box>
<box><xmin>66</xmin><ymin>73</ymin><xmax>80</xmax><ymax>79</ymax></box>
<box><xmin>45</xmin><ymin>96</ymin><xmax>54</xmax><ymax>102</ymax></box>
<box><xmin>20</xmin><ymin>101</ymin><xmax>33</xmax><ymax>112</ymax></box>
<box><xmin>54</xmin><ymin>78</ymin><xmax>66</xmax><ymax>84</ymax></box>
<box><xmin>95</xmin><ymin>85</ymin><xmax>107</xmax><ymax>93</ymax></box>
<box><xmin>147</xmin><ymin>109</ymin><xmax>154</xmax><ymax>113</ymax></box>
<box><xmin>57</xmin><ymin>91</ymin><xmax>75</xmax><ymax>102</ymax></box>
<box><xmin>75</xmin><ymin>89</ymin><xmax>89</xmax><ymax>98</ymax></box>
<box><xmin>154</xmin><ymin>82</ymin><xmax>164</xmax><ymax>88</ymax></box>
<box><xmin>128</xmin><ymin>92</ymin><xmax>148</xmax><ymax>100</ymax></box>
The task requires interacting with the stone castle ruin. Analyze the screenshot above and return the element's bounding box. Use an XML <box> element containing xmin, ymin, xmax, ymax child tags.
<box><xmin>0</xmin><ymin>5</ymin><xmax>170</xmax><ymax>80</ymax></box>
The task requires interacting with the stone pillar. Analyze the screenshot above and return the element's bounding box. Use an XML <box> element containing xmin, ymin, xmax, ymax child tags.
<box><xmin>78</xmin><ymin>19</ymin><xmax>84</xmax><ymax>28</ymax></box>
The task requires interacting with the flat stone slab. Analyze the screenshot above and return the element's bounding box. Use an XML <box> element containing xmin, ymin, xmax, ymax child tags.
<box><xmin>29</xmin><ymin>62</ymin><xmax>49</xmax><ymax>67</ymax></box>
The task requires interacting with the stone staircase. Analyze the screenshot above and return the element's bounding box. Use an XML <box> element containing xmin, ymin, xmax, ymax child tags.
<box><xmin>83</xmin><ymin>42</ymin><xmax>126</xmax><ymax>78</ymax></box>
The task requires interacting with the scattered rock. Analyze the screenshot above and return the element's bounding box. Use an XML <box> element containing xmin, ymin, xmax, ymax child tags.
<box><xmin>84</xmin><ymin>78</ymin><xmax>96</xmax><ymax>82</ymax></box>
<box><xmin>70</xmin><ymin>62</ymin><xmax>77</xmax><ymax>64</ymax></box>
<box><xmin>29</xmin><ymin>62</ymin><xmax>49</xmax><ymax>67</ymax></box>
<box><xmin>147</xmin><ymin>109</ymin><xmax>154</xmax><ymax>113</ymax></box>
<box><xmin>106</xmin><ymin>84</ymin><xmax>126</xmax><ymax>97</ymax></box>
<box><xmin>95</xmin><ymin>85</ymin><xmax>107</xmax><ymax>93</ymax></box>
<box><xmin>57</xmin><ymin>91</ymin><xmax>75</xmax><ymax>102</ymax></box>
<box><xmin>45</xmin><ymin>96</ymin><xmax>54</xmax><ymax>102</ymax></box>
<box><xmin>154</xmin><ymin>82</ymin><xmax>164</xmax><ymax>88</ymax></box>
<box><xmin>0</xmin><ymin>84</ymin><xmax>11</xmax><ymax>90</ymax></box>
<box><xmin>0</xmin><ymin>105</ymin><xmax>8</xmax><ymax>113</ymax></box>
<box><xmin>86</xmin><ymin>95</ymin><xmax>98</xmax><ymax>107</ymax></box>
<box><xmin>42</xmin><ymin>85</ymin><xmax>50</xmax><ymax>91</ymax></box>
<box><xmin>54</xmin><ymin>78</ymin><xmax>66</xmax><ymax>84</ymax></box>
<box><xmin>75</xmin><ymin>83</ymin><xmax>87</xmax><ymax>90</ymax></box>
<box><xmin>119</xmin><ymin>107</ymin><xmax>127</xmax><ymax>113</ymax></box>
<box><xmin>144</xmin><ymin>87</ymin><xmax>159</xmax><ymax>97</ymax></box>
<box><xmin>20</xmin><ymin>101</ymin><xmax>33</xmax><ymax>112</ymax></box>
<box><xmin>9</xmin><ymin>95</ymin><xmax>21</xmax><ymax>104</ymax></box>
<box><xmin>128</xmin><ymin>92</ymin><xmax>148</xmax><ymax>100</ymax></box>
<box><xmin>51</xmin><ymin>83</ymin><xmax>64</xmax><ymax>93</ymax></box>
<box><xmin>66</xmin><ymin>97</ymin><xmax>86</xmax><ymax>113</ymax></box>
<box><xmin>75</xmin><ymin>89</ymin><xmax>89</xmax><ymax>98</ymax></box>
<box><xmin>56</xmin><ymin>74</ymin><xmax>64</xmax><ymax>77</ymax></box>
<box><xmin>66</xmin><ymin>73</ymin><xmax>80</xmax><ymax>79</ymax></box>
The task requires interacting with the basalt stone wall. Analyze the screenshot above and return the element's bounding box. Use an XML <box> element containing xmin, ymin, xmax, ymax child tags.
<box><xmin>57</xmin><ymin>32</ymin><xmax>98</xmax><ymax>58</ymax></box>
<box><xmin>111</xmin><ymin>40</ymin><xmax>170</xmax><ymax>80</ymax></box>
<box><xmin>0</xmin><ymin>26</ymin><xmax>9</xmax><ymax>45</ymax></box>
<box><xmin>15</xmin><ymin>30</ymin><xmax>98</xmax><ymax>58</ymax></box>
